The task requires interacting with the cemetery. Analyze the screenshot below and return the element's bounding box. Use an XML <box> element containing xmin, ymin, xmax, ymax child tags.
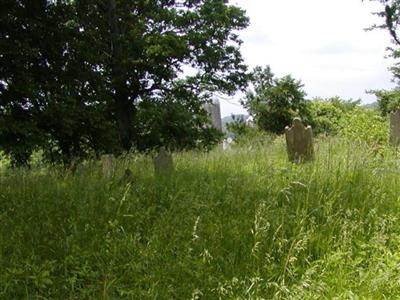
<box><xmin>4</xmin><ymin>1</ymin><xmax>400</xmax><ymax>299</ymax></box>
<box><xmin>2</xmin><ymin>104</ymin><xmax>400</xmax><ymax>298</ymax></box>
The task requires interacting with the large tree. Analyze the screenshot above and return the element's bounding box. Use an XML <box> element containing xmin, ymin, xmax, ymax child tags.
<box><xmin>0</xmin><ymin>0</ymin><xmax>249</xmax><ymax>164</ymax></box>
<box><xmin>0</xmin><ymin>0</ymin><xmax>117</xmax><ymax>165</ymax></box>
<box><xmin>242</xmin><ymin>66</ymin><xmax>309</xmax><ymax>134</ymax></box>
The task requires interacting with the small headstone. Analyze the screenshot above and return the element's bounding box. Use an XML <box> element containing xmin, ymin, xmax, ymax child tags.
<box><xmin>390</xmin><ymin>109</ymin><xmax>400</xmax><ymax>146</ymax></box>
<box><xmin>67</xmin><ymin>158</ymin><xmax>79</xmax><ymax>174</ymax></box>
<box><xmin>154</xmin><ymin>147</ymin><xmax>174</xmax><ymax>176</ymax></box>
<box><xmin>223</xmin><ymin>137</ymin><xmax>233</xmax><ymax>150</ymax></box>
<box><xmin>118</xmin><ymin>168</ymin><xmax>134</xmax><ymax>184</ymax></box>
<box><xmin>246</xmin><ymin>115</ymin><xmax>255</xmax><ymax>128</ymax></box>
<box><xmin>285</xmin><ymin>118</ymin><xmax>314</xmax><ymax>163</ymax></box>
<box><xmin>101</xmin><ymin>154</ymin><xmax>116</xmax><ymax>178</ymax></box>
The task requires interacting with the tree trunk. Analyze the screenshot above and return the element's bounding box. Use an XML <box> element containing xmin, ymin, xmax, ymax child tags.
<box><xmin>107</xmin><ymin>0</ymin><xmax>134</xmax><ymax>151</ymax></box>
<box><xmin>114</xmin><ymin>84</ymin><xmax>134</xmax><ymax>151</ymax></box>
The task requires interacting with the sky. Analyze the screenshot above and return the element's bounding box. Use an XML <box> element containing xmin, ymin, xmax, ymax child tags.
<box><xmin>219</xmin><ymin>0</ymin><xmax>397</xmax><ymax>117</ymax></box>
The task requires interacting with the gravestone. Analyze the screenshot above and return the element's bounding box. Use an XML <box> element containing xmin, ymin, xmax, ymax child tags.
<box><xmin>101</xmin><ymin>154</ymin><xmax>116</xmax><ymax>178</ymax></box>
<box><xmin>154</xmin><ymin>147</ymin><xmax>174</xmax><ymax>176</ymax></box>
<box><xmin>390</xmin><ymin>109</ymin><xmax>400</xmax><ymax>146</ymax></box>
<box><xmin>223</xmin><ymin>137</ymin><xmax>233</xmax><ymax>150</ymax></box>
<box><xmin>118</xmin><ymin>168</ymin><xmax>134</xmax><ymax>185</ymax></box>
<box><xmin>204</xmin><ymin>100</ymin><xmax>222</xmax><ymax>131</ymax></box>
<box><xmin>285</xmin><ymin>118</ymin><xmax>314</xmax><ymax>163</ymax></box>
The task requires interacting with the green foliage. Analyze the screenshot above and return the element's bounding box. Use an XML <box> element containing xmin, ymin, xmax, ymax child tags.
<box><xmin>0</xmin><ymin>0</ymin><xmax>249</xmax><ymax>165</ymax></box>
<box><xmin>226</xmin><ymin>115</ymin><xmax>250</xmax><ymax>137</ymax></box>
<box><xmin>369</xmin><ymin>88</ymin><xmax>400</xmax><ymax>115</ymax></box>
<box><xmin>3</xmin><ymin>140</ymin><xmax>400</xmax><ymax>298</ymax></box>
<box><xmin>339</xmin><ymin>107</ymin><xmax>388</xmax><ymax>146</ymax></box>
<box><xmin>135</xmin><ymin>84</ymin><xmax>223</xmax><ymax>152</ymax></box>
<box><xmin>367</xmin><ymin>0</ymin><xmax>400</xmax><ymax>80</ymax></box>
<box><xmin>307</xmin><ymin>96</ymin><xmax>360</xmax><ymax>135</ymax></box>
<box><xmin>0</xmin><ymin>151</ymin><xmax>10</xmax><ymax>171</ymax></box>
<box><xmin>226</xmin><ymin>115</ymin><xmax>275</xmax><ymax>147</ymax></box>
<box><xmin>242</xmin><ymin>66</ymin><xmax>309</xmax><ymax>134</ymax></box>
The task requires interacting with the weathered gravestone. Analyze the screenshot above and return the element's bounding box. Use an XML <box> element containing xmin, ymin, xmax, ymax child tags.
<box><xmin>390</xmin><ymin>109</ymin><xmax>400</xmax><ymax>146</ymax></box>
<box><xmin>118</xmin><ymin>168</ymin><xmax>134</xmax><ymax>185</ymax></box>
<box><xmin>285</xmin><ymin>118</ymin><xmax>314</xmax><ymax>163</ymax></box>
<box><xmin>204</xmin><ymin>100</ymin><xmax>222</xmax><ymax>131</ymax></box>
<box><xmin>154</xmin><ymin>147</ymin><xmax>174</xmax><ymax>176</ymax></box>
<box><xmin>101</xmin><ymin>154</ymin><xmax>116</xmax><ymax>178</ymax></box>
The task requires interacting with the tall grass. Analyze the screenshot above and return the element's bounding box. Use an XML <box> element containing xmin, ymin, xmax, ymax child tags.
<box><xmin>2</xmin><ymin>137</ymin><xmax>400</xmax><ymax>299</ymax></box>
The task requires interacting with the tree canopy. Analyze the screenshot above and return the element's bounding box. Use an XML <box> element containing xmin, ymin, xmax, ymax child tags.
<box><xmin>242</xmin><ymin>66</ymin><xmax>309</xmax><ymax>134</ymax></box>
<box><xmin>0</xmin><ymin>0</ymin><xmax>249</xmax><ymax>165</ymax></box>
<box><xmin>367</xmin><ymin>0</ymin><xmax>400</xmax><ymax>79</ymax></box>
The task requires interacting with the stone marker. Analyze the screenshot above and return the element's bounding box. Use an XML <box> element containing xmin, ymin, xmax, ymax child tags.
<box><xmin>204</xmin><ymin>100</ymin><xmax>222</xmax><ymax>131</ymax></box>
<box><xmin>285</xmin><ymin>118</ymin><xmax>314</xmax><ymax>163</ymax></box>
<box><xmin>204</xmin><ymin>99</ymin><xmax>223</xmax><ymax>150</ymax></box>
<box><xmin>118</xmin><ymin>168</ymin><xmax>134</xmax><ymax>185</ymax></box>
<box><xmin>101</xmin><ymin>154</ymin><xmax>116</xmax><ymax>178</ymax></box>
<box><xmin>223</xmin><ymin>137</ymin><xmax>233</xmax><ymax>150</ymax></box>
<box><xmin>390</xmin><ymin>109</ymin><xmax>400</xmax><ymax>146</ymax></box>
<box><xmin>154</xmin><ymin>147</ymin><xmax>174</xmax><ymax>176</ymax></box>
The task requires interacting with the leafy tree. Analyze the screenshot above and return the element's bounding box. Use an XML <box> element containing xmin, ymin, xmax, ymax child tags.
<box><xmin>368</xmin><ymin>88</ymin><xmax>400</xmax><ymax>115</ymax></box>
<box><xmin>367</xmin><ymin>0</ymin><xmax>400</xmax><ymax>79</ymax></box>
<box><xmin>69</xmin><ymin>0</ymin><xmax>249</xmax><ymax>151</ymax></box>
<box><xmin>0</xmin><ymin>0</ymin><xmax>249</xmax><ymax>165</ymax></box>
<box><xmin>0</xmin><ymin>0</ymin><xmax>119</xmax><ymax>166</ymax></box>
<box><xmin>135</xmin><ymin>80</ymin><xmax>223</xmax><ymax>152</ymax></box>
<box><xmin>242</xmin><ymin>66</ymin><xmax>309</xmax><ymax>134</ymax></box>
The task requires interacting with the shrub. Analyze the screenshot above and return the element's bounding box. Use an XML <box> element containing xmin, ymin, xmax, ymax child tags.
<box><xmin>307</xmin><ymin>97</ymin><xmax>360</xmax><ymax>135</ymax></box>
<box><xmin>339</xmin><ymin>107</ymin><xmax>387</xmax><ymax>146</ymax></box>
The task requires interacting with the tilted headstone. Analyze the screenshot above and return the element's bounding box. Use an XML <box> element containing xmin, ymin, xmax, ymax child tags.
<box><xmin>390</xmin><ymin>109</ymin><xmax>400</xmax><ymax>146</ymax></box>
<box><xmin>204</xmin><ymin>100</ymin><xmax>222</xmax><ymax>131</ymax></box>
<box><xmin>101</xmin><ymin>154</ymin><xmax>116</xmax><ymax>178</ymax></box>
<box><xmin>118</xmin><ymin>168</ymin><xmax>134</xmax><ymax>185</ymax></box>
<box><xmin>154</xmin><ymin>147</ymin><xmax>174</xmax><ymax>176</ymax></box>
<box><xmin>285</xmin><ymin>118</ymin><xmax>314</xmax><ymax>163</ymax></box>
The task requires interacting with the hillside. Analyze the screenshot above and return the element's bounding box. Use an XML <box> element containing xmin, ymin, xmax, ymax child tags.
<box><xmin>2</xmin><ymin>137</ymin><xmax>400</xmax><ymax>298</ymax></box>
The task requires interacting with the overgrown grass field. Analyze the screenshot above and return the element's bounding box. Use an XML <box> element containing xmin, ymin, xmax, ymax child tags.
<box><xmin>2</xmin><ymin>137</ymin><xmax>400</xmax><ymax>299</ymax></box>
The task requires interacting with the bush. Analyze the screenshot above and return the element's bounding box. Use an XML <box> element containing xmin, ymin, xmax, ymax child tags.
<box><xmin>307</xmin><ymin>97</ymin><xmax>360</xmax><ymax>135</ymax></box>
<box><xmin>307</xmin><ymin>100</ymin><xmax>344</xmax><ymax>135</ymax></box>
<box><xmin>339</xmin><ymin>107</ymin><xmax>387</xmax><ymax>146</ymax></box>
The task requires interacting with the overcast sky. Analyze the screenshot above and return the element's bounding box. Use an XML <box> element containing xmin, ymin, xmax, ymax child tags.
<box><xmin>219</xmin><ymin>0</ymin><xmax>397</xmax><ymax>117</ymax></box>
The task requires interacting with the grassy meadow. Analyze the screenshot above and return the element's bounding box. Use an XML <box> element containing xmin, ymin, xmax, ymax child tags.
<box><xmin>2</xmin><ymin>136</ymin><xmax>400</xmax><ymax>299</ymax></box>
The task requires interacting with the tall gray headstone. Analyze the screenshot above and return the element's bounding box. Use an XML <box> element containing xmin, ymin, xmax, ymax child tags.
<box><xmin>101</xmin><ymin>154</ymin><xmax>116</xmax><ymax>178</ymax></box>
<box><xmin>154</xmin><ymin>147</ymin><xmax>174</xmax><ymax>176</ymax></box>
<box><xmin>204</xmin><ymin>100</ymin><xmax>222</xmax><ymax>131</ymax></box>
<box><xmin>390</xmin><ymin>109</ymin><xmax>400</xmax><ymax>146</ymax></box>
<box><xmin>285</xmin><ymin>118</ymin><xmax>314</xmax><ymax>163</ymax></box>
